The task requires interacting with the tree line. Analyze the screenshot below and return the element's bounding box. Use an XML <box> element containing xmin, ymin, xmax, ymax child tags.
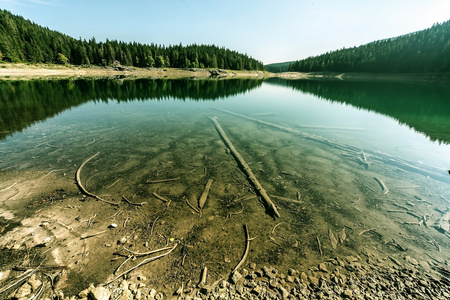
<box><xmin>0</xmin><ymin>9</ymin><xmax>264</xmax><ymax>70</ymax></box>
<box><xmin>289</xmin><ymin>20</ymin><xmax>450</xmax><ymax>73</ymax></box>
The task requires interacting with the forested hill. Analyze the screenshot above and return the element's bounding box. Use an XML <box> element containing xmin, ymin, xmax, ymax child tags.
<box><xmin>264</xmin><ymin>61</ymin><xmax>293</xmax><ymax>73</ymax></box>
<box><xmin>0</xmin><ymin>10</ymin><xmax>264</xmax><ymax>70</ymax></box>
<box><xmin>289</xmin><ymin>20</ymin><xmax>450</xmax><ymax>73</ymax></box>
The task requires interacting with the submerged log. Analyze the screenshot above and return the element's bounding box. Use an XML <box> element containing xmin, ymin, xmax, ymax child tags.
<box><xmin>209</xmin><ymin>116</ymin><xmax>280</xmax><ymax>218</ymax></box>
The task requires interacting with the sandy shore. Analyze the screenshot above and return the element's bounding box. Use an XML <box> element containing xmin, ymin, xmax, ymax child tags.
<box><xmin>0</xmin><ymin>63</ymin><xmax>270</xmax><ymax>80</ymax></box>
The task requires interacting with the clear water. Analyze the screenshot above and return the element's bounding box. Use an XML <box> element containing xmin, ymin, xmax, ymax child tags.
<box><xmin>0</xmin><ymin>78</ymin><xmax>449</xmax><ymax>291</ymax></box>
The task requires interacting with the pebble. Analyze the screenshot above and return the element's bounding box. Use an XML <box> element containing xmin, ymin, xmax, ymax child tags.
<box><xmin>32</xmin><ymin>255</ymin><xmax>450</xmax><ymax>300</ymax></box>
<box><xmin>89</xmin><ymin>286</ymin><xmax>111</xmax><ymax>300</ymax></box>
<box><xmin>319</xmin><ymin>262</ymin><xmax>328</xmax><ymax>272</ymax></box>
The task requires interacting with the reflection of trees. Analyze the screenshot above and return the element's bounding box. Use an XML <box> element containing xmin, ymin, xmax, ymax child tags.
<box><xmin>266</xmin><ymin>78</ymin><xmax>450</xmax><ymax>144</ymax></box>
<box><xmin>0</xmin><ymin>78</ymin><xmax>263</xmax><ymax>140</ymax></box>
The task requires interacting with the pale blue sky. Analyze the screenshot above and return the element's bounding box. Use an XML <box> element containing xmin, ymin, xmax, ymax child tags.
<box><xmin>1</xmin><ymin>0</ymin><xmax>450</xmax><ymax>64</ymax></box>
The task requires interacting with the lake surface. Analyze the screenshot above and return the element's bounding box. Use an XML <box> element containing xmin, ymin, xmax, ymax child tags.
<box><xmin>1</xmin><ymin>77</ymin><xmax>449</xmax><ymax>291</ymax></box>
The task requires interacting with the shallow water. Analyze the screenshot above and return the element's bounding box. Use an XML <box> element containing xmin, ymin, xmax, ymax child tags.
<box><xmin>0</xmin><ymin>78</ymin><xmax>449</xmax><ymax>292</ymax></box>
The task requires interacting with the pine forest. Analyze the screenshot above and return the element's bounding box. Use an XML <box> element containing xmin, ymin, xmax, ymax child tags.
<box><xmin>289</xmin><ymin>20</ymin><xmax>450</xmax><ymax>73</ymax></box>
<box><xmin>0</xmin><ymin>9</ymin><xmax>264</xmax><ymax>71</ymax></box>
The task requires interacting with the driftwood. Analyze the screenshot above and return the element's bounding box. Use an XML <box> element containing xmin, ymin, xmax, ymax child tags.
<box><xmin>29</xmin><ymin>282</ymin><xmax>44</xmax><ymax>300</ymax></box>
<box><xmin>198</xmin><ymin>179</ymin><xmax>213</xmax><ymax>210</ymax></box>
<box><xmin>271</xmin><ymin>222</ymin><xmax>284</xmax><ymax>235</ymax></box>
<box><xmin>12</xmin><ymin>265</ymin><xmax>69</xmax><ymax>271</ymax></box>
<box><xmin>152</xmin><ymin>192</ymin><xmax>171</xmax><ymax>206</ymax></box>
<box><xmin>114</xmin><ymin>256</ymin><xmax>132</xmax><ymax>275</ymax></box>
<box><xmin>122</xmin><ymin>245</ymin><xmax>175</xmax><ymax>257</ymax></box>
<box><xmin>358</xmin><ymin>228</ymin><xmax>377</xmax><ymax>236</ymax></box>
<box><xmin>316</xmin><ymin>236</ymin><xmax>323</xmax><ymax>256</ymax></box>
<box><xmin>106</xmin><ymin>179</ymin><xmax>120</xmax><ymax>189</ymax></box>
<box><xmin>209</xmin><ymin>116</ymin><xmax>280</xmax><ymax>218</ymax></box>
<box><xmin>121</xmin><ymin>196</ymin><xmax>147</xmax><ymax>206</ymax></box>
<box><xmin>217</xmin><ymin>109</ymin><xmax>450</xmax><ymax>184</ymax></box>
<box><xmin>146</xmin><ymin>177</ymin><xmax>180</xmax><ymax>184</ymax></box>
<box><xmin>80</xmin><ymin>230</ymin><xmax>107</xmax><ymax>240</ymax></box>
<box><xmin>185</xmin><ymin>197</ymin><xmax>200</xmax><ymax>214</ymax></box>
<box><xmin>374</xmin><ymin>177</ymin><xmax>389</xmax><ymax>194</ymax></box>
<box><xmin>105</xmin><ymin>243</ymin><xmax>178</xmax><ymax>285</ymax></box>
<box><xmin>231</xmin><ymin>224</ymin><xmax>250</xmax><ymax>275</ymax></box>
<box><xmin>0</xmin><ymin>182</ymin><xmax>17</xmax><ymax>192</ymax></box>
<box><xmin>75</xmin><ymin>152</ymin><xmax>119</xmax><ymax>206</ymax></box>
<box><xmin>0</xmin><ymin>269</ymin><xmax>37</xmax><ymax>294</ymax></box>
<box><xmin>198</xmin><ymin>267</ymin><xmax>208</xmax><ymax>287</ymax></box>
<box><xmin>226</xmin><ymin>203</ymin><xmax>244</xmax><ymax>219</ymax></box>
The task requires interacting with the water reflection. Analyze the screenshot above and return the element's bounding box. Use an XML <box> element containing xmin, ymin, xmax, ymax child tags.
<box><xmin>266</xmin><ymin>78</ymin><xmax>450</xmax><ymax>144</ymax></box>
<box><xmin>0</xmin><ymin>78</ymin><xmax>263</xmax><ymax>140</ymax></box>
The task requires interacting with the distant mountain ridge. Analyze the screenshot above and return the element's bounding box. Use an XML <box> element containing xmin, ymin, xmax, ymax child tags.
<box><xmin>0</xmin><ymin>10</ymin><xmax>264</xmax><ymax>70</ymax></box>
<box><xmin>288</xmin><ymin>21</ymin><xmax>450</xmax><ymax>73</ymax></box>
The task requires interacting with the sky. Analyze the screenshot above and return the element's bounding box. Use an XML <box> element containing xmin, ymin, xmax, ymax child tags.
<box><xmin>1</xmin><ymin>0</ymin><xmax>450</xmax><ymax>64</ymax></box>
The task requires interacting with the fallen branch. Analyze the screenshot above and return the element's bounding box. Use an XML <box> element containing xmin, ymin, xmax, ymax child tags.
<box><xmin>185</xmin><ymin>197</ymin><xmax>200</xmax><ymax>214</ymax></box>
<box><xmin>122</xmin><ymin>196</ymin><xmax>147</xmax><ymax>206</ymax></box>
<box><xmin>358</xmin><ymin>228</ymin><xmax>377</xmax><ymax>236</ymax></box>
<box><xmin>227</xmin><ymin>203</ymin><xmax>244</xmax><ymax>219</ymax></box>
<box><xmin>122</xmin><ymin>245</ymin><xmax>175</xmax><ymax>257</ymax></box>
<box><xmin>231</xmin><ymin>224</ymin><xmax>250</xmax><ymax>275</ymax></box>
<box><xmin>209</xmin><ymin>116</ymin><xmax>280</xmax><ymax>218</ymax></box>
<box><xmin>198</xmin><ymin>179</ymin><xmax>213</xmax><ymax>210</ymax></box>
<box><xmin>114</xmin><ymin>256</ymin><xmax>132</xmax><ymax>275</ymax></box>
<box><xmin>106</xmin><ymin>179</ymin><xmax>120</xmax><ymax>189</ymax></box>
<box><xmin>271</xmin><ymin>222</ymin><xmax>284</xmax><ymax>235</ymax></box>
<box><xmin>13</xmin><ymin>265</ymin><xmax>69</xmax><ymax>271</ymax></box>
<box><xmin>0</xmin><ymin>182</ymin><xmax>17</xmax><ymax>192</ymax></box>
<box><xmin>104</xmin><ymin>243</ymin><xmax>178</xmax><ymax>285</ymax></box>
<box><xmin>29</xmin><ymin>282</ymin><xmax>45</xmax><ymax>300</ymax></box>
<box><xmin>316</xmin><ymin>236</ymin><xmax>323</xmax><ymax>256</ymax></box>
<box><xmin>198</xmin><ymin>267</ymin><xmax>208</xmax><ymax>287</ymax></box>
<box><xmin>146</xmin><ymin>177</ymin><xmax>180</xmax><ymax>184</ymax></box>
<box><xmin>152</xmin><ymin>192</ymin><xmax>172</xmax><ymax>206</ymax></box>
<box><xmin>75</xmin><ymin>152</ymin><xmax>119</xmax><ymax>206</ymax></box>
<box><xmin>80</xmin><ymin>230</ymin><xmax>107</xmax><ymax>240</ymax></box>
<box><xmin>374</xmin><ymin>177</ymin><xmax>389</xmax><ymax>194</ymax></box>
<box><xmin>0</xmin><ymin>269</ymin><xmax>36</xmax><ymax>294</ymax></box>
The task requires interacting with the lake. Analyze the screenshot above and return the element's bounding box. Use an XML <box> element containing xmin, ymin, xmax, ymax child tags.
<box><xmin>0</xmin><ymin>77</ymin><xmax>449</xmax><ymax>295</ymax></box>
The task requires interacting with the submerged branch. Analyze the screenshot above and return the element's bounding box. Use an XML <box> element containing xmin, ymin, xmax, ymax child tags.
<box><xmin>231</xmin><ymin>224</ymin><xmax>251</xmax><ymax>275</ymax></box>
<box><xmin>75</xmin><ymin>152</ymin><xmax>119</xmax><ymax>206</ymax></box>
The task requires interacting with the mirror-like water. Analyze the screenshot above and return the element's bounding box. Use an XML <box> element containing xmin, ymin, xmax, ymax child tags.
<box><xmin>0</xmin><ymin>78</ymin><xmax>449</xmax><ymax>295</ymax></box>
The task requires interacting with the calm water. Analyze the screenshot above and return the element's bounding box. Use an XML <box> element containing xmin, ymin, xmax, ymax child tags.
<box><xmin>1</xmin><ymin>78</ymin><xmax>449</xmax><ymax>288</ymax></box>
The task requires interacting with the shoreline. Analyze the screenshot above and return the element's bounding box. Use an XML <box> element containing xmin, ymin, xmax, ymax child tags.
<box><xmin>1</xmin><ymin>63</ymin><xmax>448</xmax><ymax>83</ymax></box>
<box><xmin>0</xmin><ymin>63</ymin><xmax>270</xmax><ymax>80</ymax></box>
